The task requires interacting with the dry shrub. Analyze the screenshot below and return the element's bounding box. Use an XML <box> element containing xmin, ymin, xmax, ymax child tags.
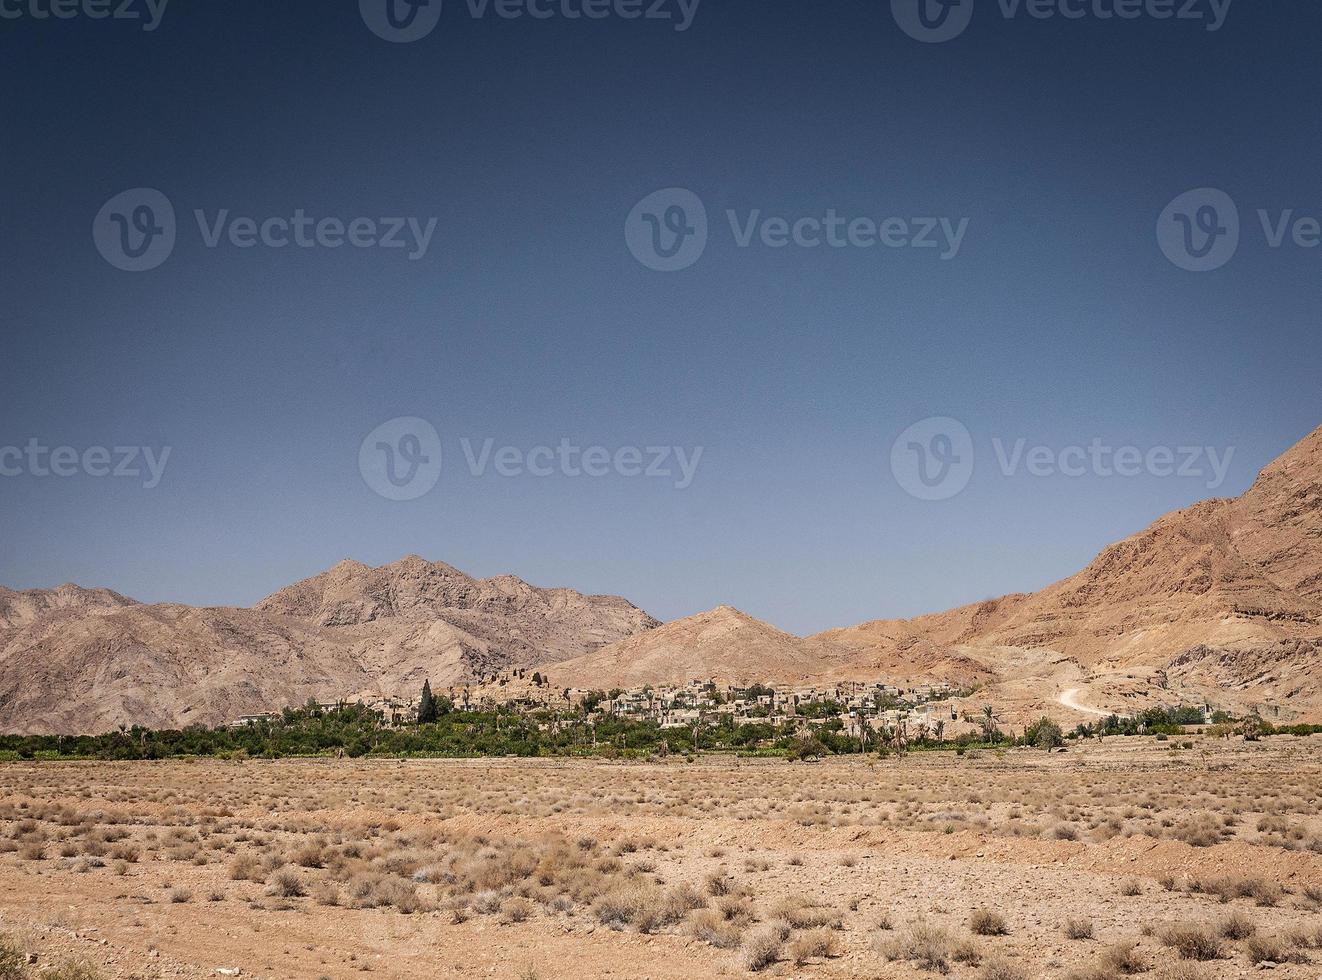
<box><xmin>970</xmin><ymin>909</ymin><xmax>1009</xmax><ymax>936</ymax></box>
<box><xmin>771</xmin><ymin>896</ymin><xmax>841</xmax><ymax>930</ymax></box>
<box><xmin>714</xmin><ymin>894</ymin><xmax>754</xmax><ymax>925</ymax></box>
<box><xmin>1217</xmin><ymin>911</ymin><xmax>1256</xmax><ymax>940</ymax></box>
<box><xmin>0</xmin><ymin>936</ymin><xmax>27</xmax><ymax>980</ymax></box>
<box><xmin>589</xmin><ymin>885</ymin><xmax>643</xmax><ymax>929</ymax></box>
<box><xmin>227</xmin><ymin>853</ymin><xmax>262</xmax><ymax>881</ymax></box>
<box><xmin>371</xmin><ymin>876</ymin><xmax>421</xmax><ymax>913</ymax></box>
<box><xmin>1155</xmin><ymin>964</ymin><xmax>1207</xmax><ymax>980</ymax></box>
<box><xmin>1063</xmin><ymin>917</ymin><xmax>1094</xmax><ymax>940</ymax></box>
<box><xmin>878</xmin><ymin>922</ymin><xmax>965</xmax><ymax>973</ymax></box>
<box><xmin>1201</xmin><ymin>876</ymin><xmax>1280</xmax><ymax>906</ymax></box>
<box><xmin>500</xmin><ymin>896</ymin><xmax>533</xmax><ymax>924</ymax></box>
<box><xmin>616</xmin><ymin>883</ymin><xmax>700</xmax><ymax>933</ymax></box>
<box><xmin>265</xmin><ymin>869</ymin><xmax>306</xmax><ymax>898</ymax></box>
<box><xmin>471</xmin><ymin>889</ymin><xmax>502</xmax><ymax>915</ymax></box>
<box><xmin>704</xmin><ymin>871</ymin><xmax>734</xmax><ymax>897</ymax></box>
<box><xmin>788</xmin><ymin>928</ymin><xmax>840</xmax><ymax>965</ymax></box>
<box><xmin>1158</xmin><ymin>924</ymin><xmax>1223</xmax><ymax>961</ymax></box>
<box><xmin>980</xmin><ymin>956</ymin><xmax>1026</xmax><ymax>980</ymax></box>
<box><xmin>108</xmin><ymin>843</ymin><xmax>139</xmax><ymax>863</ymax></box>
<box><xmin>688</xmin><ymin>908</ymin><xmax>743</xmax><ymax>949</ymax></box>
<box><xmin>951</xmin><ymin>939</ymin><xmax>982</xmax><ymax>966</ymax></box>
<box><xmin>1169</xmin><ymin>815</ymin><xmax>1229</xmax><ymax>847</ymax></box>
<box><xmin>1244</xmin><ymin>934</ymin><xmax>1302</xmax><ymax>965</ymax></box>
<box><xmin>741</xmin><ymin>926</ymin><xmax>783</xmax><ymax>973</ymax></box>
<box><xmin>1118</xmin><ymin>879</ymin><xmax>1142</xmax><ymax>896</ymax></box>
<box><xmin>1097</xmin><ymin>940</ymin><xmax>1146</xmax><ymax>975</ymax></box>
<box><xmin>312</xmin><ymin>881</ymin><xmax>340</xmax><ymax>906</ymax></box>
<box><xmin>1285</xmin><ymin>923</ymin><xmax>1322</xmax><ymax>949</ymax></box>
<box><xmin>293</xmin><ymin>842</ymin><xmax>325</xmax><ymax>868</ymax></box>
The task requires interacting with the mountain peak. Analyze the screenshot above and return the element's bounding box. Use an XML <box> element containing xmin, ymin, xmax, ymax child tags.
<box><xmin>331</xmin><ymin>558</ymin><xmax>370</xmax><ymax>572</ymax></box>
<box><xmin>383</xmin><ymin>554</ymin><xmax>469</xmax><ymax>577</ymax></box>
<box><xmin>1256</xmin><ymin>424</ymin><xmax>1322</xmax><ymax>483</ymax></box>
<box><xmin>0</xmin><ymin>583</ymin><xmax>138</xmax><ymax>631</ymax></box>
<box><xmin>549</xmin><ymin>605</ymin><xmax>823</xmax><ymax>689</ymax></box>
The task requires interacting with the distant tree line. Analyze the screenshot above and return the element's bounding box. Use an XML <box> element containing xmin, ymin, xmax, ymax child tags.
<box><xmin>0</xmin><ymin>686</ymin><xmax>1314</xmax><ymax>763</ymax></box>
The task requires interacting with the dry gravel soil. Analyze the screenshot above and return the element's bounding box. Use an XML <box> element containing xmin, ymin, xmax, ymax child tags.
<box><xmin>2</xmin><ymin>737</ymin><xmax>1322</xmax><ymax>979</ymax></box>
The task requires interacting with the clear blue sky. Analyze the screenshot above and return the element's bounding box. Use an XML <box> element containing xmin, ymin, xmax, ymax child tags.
<box><xmin>1</xmin><ymin>0</ymin><xmax>1318</xmax><ymax>635</ymax></box>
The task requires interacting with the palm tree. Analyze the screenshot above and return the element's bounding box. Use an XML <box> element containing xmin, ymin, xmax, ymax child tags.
<box><xmin>890</xmin><ymin>714</ymin><xmax>909</xmax><ymax>756</ymax></box>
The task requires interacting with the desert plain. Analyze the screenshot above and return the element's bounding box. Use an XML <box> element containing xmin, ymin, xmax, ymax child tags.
<box><xmin>3</xmin><ymin>737</ymin><xmax>1322</xmax><ymax>980</ymax></box>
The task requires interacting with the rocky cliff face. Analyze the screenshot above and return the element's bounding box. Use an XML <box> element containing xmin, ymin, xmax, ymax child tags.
<box><xmin>810</xmin><ymin>425</ymin><xmax>1322</xmax><ymax>720</ymax></box>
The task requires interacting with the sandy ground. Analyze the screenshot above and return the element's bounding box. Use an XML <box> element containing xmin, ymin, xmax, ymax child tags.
<box><xmin>2</xmin><ymin>738</ymin><xmax>1322</xmax><ymax>979</ymax></box>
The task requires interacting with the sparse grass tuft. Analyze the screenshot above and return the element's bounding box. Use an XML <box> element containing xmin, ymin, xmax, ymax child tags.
<box><xmin>741</xmin><ymin>926</ymin><xmax>783</xmax><ymax>972</ymax></box>
<box><xmin>0</xmin><ymin>936</ymin><xmax>28</xmax><ymax>980</ymax></box>
<box><xmin>788</xmin><ymin>928</ymin><xmax>841</xmax><ymax>965</ymax></box>
<box><xmin>1063</xmin><ymin>917</ymin><xmax>1094</xmax><ymax>940</ymax></box>
<box><xmin>1158</xmin><ymin>924</ymin><xmax>1223</xmax><ymax>961</ymax></box>
<box><xmin>980</xmin><ymin>956</ymin><xmax>1026</xmax><ymax>980</ymax></box>
<box><xmin>1217</xmin><ymin>911</ymin><xmax>1256</xmax><ymax>940</ymax></box>
<box><xmin>970</xmin><ymin>909</ymin><xmax>1009</xmax><ymax>936</ymax></box>
<box><xmin>265</xmin><ymin>869</ymin><xmax>306</xmax><ymax>899</ymax></box>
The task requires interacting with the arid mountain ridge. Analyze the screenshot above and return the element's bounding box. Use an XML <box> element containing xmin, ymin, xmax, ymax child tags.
<box><xmin>4</xmin><ymin>425</ymin><xmax>1320</xmax><ymax>734</ymax></box>
<box><xmin>0</xmin><ymin>557</ymin><xmax>657</xmax><ymax>734</ymax></box>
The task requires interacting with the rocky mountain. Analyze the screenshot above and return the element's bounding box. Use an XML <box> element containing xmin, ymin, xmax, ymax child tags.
<box><xmin>255</xmin><ymin>555</ymin><xmax>654</xmax><ymax>666</ymax></box>
<box><xmin>5</xmin><ymin>426</ymin><xmax>1320</xmax><ymax>733</ymax></box>
<box><xmin>548</xmin><ymin>605</ymin><xmax>841</xmax><ymax>689</ymax></box>
<box><xmin>813</xmin><ymin>425</ymin><xmax>1322</xmax><ymax>721</ymax></box>
<box><xmin>0</xmin><ymin>584</ymin><xmax>137</xmax><ymax>630</ymax></box>
<box><xmin>549</xmin><ymin>425</ymin><xmax>1322</xmax><ymax>722</ymax></box>
<box><xmin>0</xmin><ymin>557</ymin><xmax>657</xmax><ymax>734</ymax></box>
